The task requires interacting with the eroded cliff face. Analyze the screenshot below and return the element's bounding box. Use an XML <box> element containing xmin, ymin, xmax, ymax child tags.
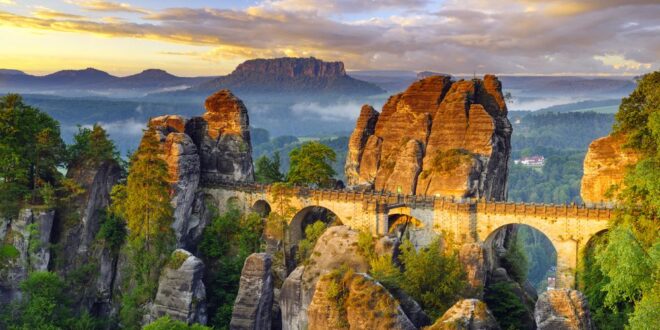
<box><xmin>0</xmin><ymin>209</ymin><xmax>55</xmax><ymax>303</ymax></box>
<box><xmin>581</xmin><ymin>133</ymin><xmax>639</xmax><ymax>205</ymax></box>
<box><xmin>345</xmin><ymin>75</ymin><xmax>511</xmax><ymax>200</ymax></box>
<box><xmin>535</xmin><ymin>289</ymin><xmax>594</xmax><ymax>330</ymax></box>
<box><xmin>145</xmin><ymin>90</ymin><xmax>254</xmax><ymax>247</ymax></box>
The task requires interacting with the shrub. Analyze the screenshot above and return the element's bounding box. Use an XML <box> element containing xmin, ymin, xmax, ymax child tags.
<box><xmin>295</xmin><ymin>220</ymin><xmax>327</xmax><ymax>263</ymax></box>
<box><xmin>168</xmin><ymin>250</ymin><xmax>190</xmax><ymax>270</ymax></box>
<box><xmin>144</xmin><ymin>316</ymin><xmax>211</xmax><ymax>330</ymax></box>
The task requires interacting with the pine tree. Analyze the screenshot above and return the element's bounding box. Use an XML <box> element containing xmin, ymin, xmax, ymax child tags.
<box><xmin>124</xmin><ymin>127</ymin><xmax>173</xmax><ymax>250</ymax></box>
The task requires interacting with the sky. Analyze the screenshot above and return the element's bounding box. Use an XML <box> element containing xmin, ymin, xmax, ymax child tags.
<box><xmin>0</xmin><ymin>0</ymin><xmax>658</xmax><ymax>76</ymax></box>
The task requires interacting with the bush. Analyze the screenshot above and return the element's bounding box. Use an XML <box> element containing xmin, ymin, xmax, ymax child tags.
<box><xmin>144</xmin><ymin>316</ymin><xmax>211</xmax><ymax>330</ymax></box>
<box><xmin>168</xmin><ymin>250</ymin><xmax>190</xmax><ymax>270</ymax></box>
<box><xmin>484</xmin><ymin>282</ymin><xmax>530</xmax><ymax>330</ymax></box>
<box><xmin>398</xmin><ymin>239</ymin><xmax>468</xmax><ymax>319</ymax></box>
<box><xmin>295</xmin><ymin>220</ymin><xmax>327</xmax><ymax>263</ymax></box>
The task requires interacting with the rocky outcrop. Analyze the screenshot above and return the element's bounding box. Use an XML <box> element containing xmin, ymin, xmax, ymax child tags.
<box><xmin>185</xmin><ymin>90</ymin><xmax>254</xmax><ymax>183</ymax></box>
<box><xmin>51</xmin><ymin>159</ymin><xmax>122</xmax><ymax>314</ymax></box>
<box><xmin>150</xmin><ymin>249</ymin><xmax>207</xmax><ymax>325</ymax></box>
<box><xmin>581</xmin><ymin>133</ymin><xmax>639</xmax><ymax>205</ymax></box>
<box><xmin>345</xmin><ymin>75</ymin><xmax>511</xmax><ymax>200</ymax></box>
<box><xmin>535</xmin><ymin>290</ymin><xmax>594</xmax><ymax>330</ymax></box>
<box><xmin>427</xmin><ymin>299</ymin><xmax>500</xmax><ymax>330</ymax></box>
<box><xmin>459</xmin><ymin>243</ymin><xmax>488</xmax><ymax>298</ymax></box>
<box><xmin>149</xmin><ymin>116</ymin><xmax>202</xmax><ymax>247</ymax></box>
<box><xmin>230</xmin><ymin>253</ymin><xmax>274</xmax><ymax>330</ymax></box>
<box><xmin>307</xmin><ymin>272</ymin><xmax>416</xmax><ymax>330</ymax></box>
<box><xmin>280</xmin><ymin>226</ymin><xmax>370</xmax><ymax>330</ymax></box>
<box><xmin>0</xmin><ymin>209</ymin><xmax>55</xmax><ymax>303</ymax></box>
<box><xmin>280</xmin><ymin>266</ymin><xmax>306</xmax><ymax>330</ymax></box>
<box><xmin>345</xmin><ymin>105</ymin><xmax>379</xmax><ymax>187</ymax></box>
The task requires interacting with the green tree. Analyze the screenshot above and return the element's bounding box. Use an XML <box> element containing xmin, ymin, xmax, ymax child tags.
<box><xmin>287</xmin><ymin>141</ymin><xmax>336</xmax><ymax>187</ymax></box>
<box><xmin>0</xmin><ymin>94</ymin><xmax>65</xmax><ymax>216</ymax></box>
<box><xmin>398</xmin><ymin>239</ymin><xmax>468</xmax><ymax>319</ymax></box>
<box><xmin>255</xmin><ymin>152</ymin><xmax>284</xmax><ymax>183</ymax></box>
<box><xmin>581</xmin><ymin>72</ymin><xmax>660</xmax><ymax>329</ymax></box>
<box><xmin>295</xmin><ymin>220</ymin><xmax>327</xmax><ymax>263</ymax></box>
<box><xmin>123</xmin><ymin>127</ymin><xmax>173</xmax><ymax>247</ymax></box>
<box><xmin>113</xmin><ymin>128</ymin><xmax>174</xmax><ymax>329</ymax></box>
<box><xmin>67</xmin><ymin>124</ymin><xmax>119</xmax><ymax>166</ymax></box>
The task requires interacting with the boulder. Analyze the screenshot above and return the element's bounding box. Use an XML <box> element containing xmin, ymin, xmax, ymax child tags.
<box><xmin>427</xmin><ymin>299</ymin><xmax>500</xmax><ymax>330</ymax></box>
<box><xmin>230</xmin><ymin>253</ymin><xmax>274</xmax><ymax>330</ymax></box>
<box><xmin>185</xmin><ymin>90</ymin><xmax>254</xmax><ymax>183</ymax></box>
<box><xmin>581</xmin><ymin>133</ymin><xmax>639</xmax><ymax>205</ymax></box>
<box><xmin>307</xmin><ymin>272</ymin><xmax>416</xmax><ymax>330</ymax></box>
<box><xmin>280</xmin><ymin>226</ymin><xmax>370</xmax><ymax>330</ymax></box>
<box><xmin>345</xmin><ymin>75</ymin><xmax>511</xmax><ymax>200</ymax></box>
<box><xmin>459</xmin><ymin>243</ymin><xmax>487</xmax><ymax>298</ymax></box>
<box><xmin>0</xmin><ymin>209</ymin><xmax>55</xmax><ymax>303</ymax></box>
<box><xmin>151</xmin><ymin>249</ymin><xmax>207</xmax><ymax>325</ymax></box>
<box><xmin>535</xmin><ymin>289</ymin><xmax>594</xmax><ymax>330</ymax></box>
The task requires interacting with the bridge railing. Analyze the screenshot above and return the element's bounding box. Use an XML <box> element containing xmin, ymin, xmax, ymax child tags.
<box><xmin>202</xmin><ymin>179</ymin><xmax>614</xmax><ymax>218</ymax></box>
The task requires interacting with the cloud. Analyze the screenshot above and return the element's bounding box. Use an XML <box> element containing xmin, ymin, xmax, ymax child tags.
<box><xmin>66</xmin><ymin>0</ymin><xmax>149</xmax><ymax>14</ymax></box>
<box><xmin>32</xmin><ymin>7</ymin><xmax>86</xmax><ymax>20</ymax></box>
<box><xmin>262</xmin><ymin>0</ymin><xmax>429</xmax><ymax>13</ymax></box>
<box><xmin>594</xmin><ymin>54</ymin><xmax>653</xmax><ymax>71</ymax></box>
<box><xmin>290</xmin><ymin>101</ymin><xmax>365</xmax><ymax>121</ymax></box>
<box><xmin>0</xmin><ymin>0</ymin><xmax>658</xmax><ymax>75</ymax></box>
<box><xmin>0</xmin><ymin>0</ymin><xmax>16</xmax><ymax>6</ymax></box>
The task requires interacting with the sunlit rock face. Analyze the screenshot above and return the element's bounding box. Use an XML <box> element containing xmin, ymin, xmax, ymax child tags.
<box><xmin>230</xmin><ymin>253</ymin><xmax>274</xmax><ymax>330</ymax></box>
<box><xmin>185</xmin><ymin>90</ymin><xmax>254</xmax><ymax>183</ymax></box>
<box><xmin>345</xmin><ymin>75</ymin><xmax>511</xmax><ymax>200</ymax></box>
<box><xmin>535</xmin><ymin>289</ymin><xmax>594</xmax><ymax>330</ymax></box>
<box><xmin>307</xmin><ymin>272</ymin><xmax>416</xmax><ymax>330</ymax></box>
<box><xmin>427</xmin><ymin>299</ymin><xmax>500</xmax><ymax>330</ymax></box>
<box><xmin>581</xmin><ymin>133</ymin><xmax>640</xmax><ymax>205</ymax></box>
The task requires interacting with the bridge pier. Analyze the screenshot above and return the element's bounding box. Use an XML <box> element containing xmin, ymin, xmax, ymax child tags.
<box><xmin>555</xmin><ymin>239</ymin><xmax>579</xmax><ymax>289</ymax></box>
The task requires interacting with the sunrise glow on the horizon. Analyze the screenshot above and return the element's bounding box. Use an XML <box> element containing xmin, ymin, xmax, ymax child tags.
<box><xmin>0</xmin><ymin>0</ymin><xmax>658</xmax><ymax>76</ymax></box>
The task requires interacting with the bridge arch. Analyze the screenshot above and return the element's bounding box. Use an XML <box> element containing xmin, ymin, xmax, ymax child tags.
<box><xmin>289</xmin><ymin>206</ymin><xmax>343</xmax><ymax>245</ymax></box>
<box><xmin>484</xmin><ymin>224</ymin><xmax>558</xmax><ymax>291</ymax></box>
<box><xmin>251</xmin><ymin>200</ymin><xmax>271</xmax><ymax>217</ymax></box>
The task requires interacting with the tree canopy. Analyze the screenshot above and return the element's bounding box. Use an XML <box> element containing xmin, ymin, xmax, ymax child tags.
<box><xmin>0</xmin><ymin>94</ymin><xmax>66</xmax><ymax>217</ymax></box>
<box><xmin>255</xmin><ymin>151</ymin><xmax>285</xmax><ymax>183</ymax></box>
<box><xmin>286</xmin><ymin>141</ymin><xmax>336</xmax><ymax>187</ymax></box>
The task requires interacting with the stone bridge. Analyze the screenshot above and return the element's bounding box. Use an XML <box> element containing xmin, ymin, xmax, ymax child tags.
<box><xmin>203</xmin><ymin>181</ymin><xmax>611</xmax><ymax>289</ymax></box>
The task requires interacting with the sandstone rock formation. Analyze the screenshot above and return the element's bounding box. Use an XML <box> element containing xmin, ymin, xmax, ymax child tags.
<box><xmin>52</xmin><ymin>159</ymin><xmax>122</xmax><ymax>314</ymax></box>
<box><xmin>535</xmin><ymin>289</ymin><xmax>594</xmax><ymax>330</ymax></box>
<box><xmin>345</xmin><ymin>75</ymin><xmax>511</xmax><ymax>200</ymax></box>
<box><xmin>459</xmin><ymin>243</ymin><xmax>488</xmax><ymax>298</ymax></box>
<box><xmin>142</xmin><ymin>90</ymin><xmax>254</xmax><ymax>247</ymax></box>
<box><xmin>345</xmin><ymin>105</ymin><xmax>379</xmax><ymax>188</ymax></box>
<box><xmin>185</xmin><ymin>90</ymin><xmax>254</xmax><ymax>183</ymax></box>
<box><xmin>280</xmin><ymin>226</ymin><xmax>370</xmax><ymax>330</ymax></box>
<box><xmin>230</xmin><ymin>253</ymin><xmax>274</xmax><ymax>330</ymax></box>
<box><xmin>280</xmin><ymin>266</ymin><xmax>306</xmax><ymax>330</ymax></box>
<box><xmin>581</xmin><ymin>133</ymin><xmax>639</xmax><ymax>205</ymax></box>
<box><xmin>151</xmin><ymin>249</ymin><xmax>207</xmax><ymax>325</ymax></box>
<box><xmin>307</xmin><ymin>272</ymin><xmax>416</xmax><ymax>330</ymax></box>
<box><xmin>426</xmin><ymin>299</ymin><xmax>499</xmax><ymax>330</ymax></box>
<box><xmin>0</xmin><ymin>209</ymin><xmax>55</xmax><ymax>303</ymax></box>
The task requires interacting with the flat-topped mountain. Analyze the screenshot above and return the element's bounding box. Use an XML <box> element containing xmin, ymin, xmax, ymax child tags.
<box><xmin>191</xmin><ymin>57</ymin><xmax>384</xmax><ymax>96</ymax></box>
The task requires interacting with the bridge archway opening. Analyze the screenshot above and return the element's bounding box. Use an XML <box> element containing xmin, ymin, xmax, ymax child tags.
<box><xmin>485</xmin><ymin>224</ymin><xmax>557</xmax><ymax>292</ymax></box>
<box><xmin>388</xmin><ymin>214</ymin><xmax>424</xmax><ymax>240</ymax></box>
<box><xmin>226</xmin><ymin>196</ymin><xmax>241</xmax><ymax>209</ymax></box>
<box><xmin>251</xmin><ymin>200</ymin><xmax>271</xmax><ymax>217</ymax></box>
<box><xmin>289</xmin><ymin>206</ymin><xmax>343</xmax><ymax>246</ymax></box>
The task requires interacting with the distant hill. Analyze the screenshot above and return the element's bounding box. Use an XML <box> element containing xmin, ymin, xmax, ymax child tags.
<box><xmin>498</xmin><ymin>76</ymin><xmax>636</xmax><ymax>97</ymax></box>
<box><xmin>186</xmin><ymin>57</ymin><xmax>385</xmax><ymax>96</ymax></box>
<box><xmin>0</xmin><ymin>68</ymin><xmax>214</xmax><ymax>97</ymax></box>
<box><xmin>350</xmin><ymin>70</ymin><xmax>417</xmax><ymax>92</ymax></box>
<box><xmin>535</xmin><ymin>99</ymin><xmax>621</xmax><ymax>114</ymax></box>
